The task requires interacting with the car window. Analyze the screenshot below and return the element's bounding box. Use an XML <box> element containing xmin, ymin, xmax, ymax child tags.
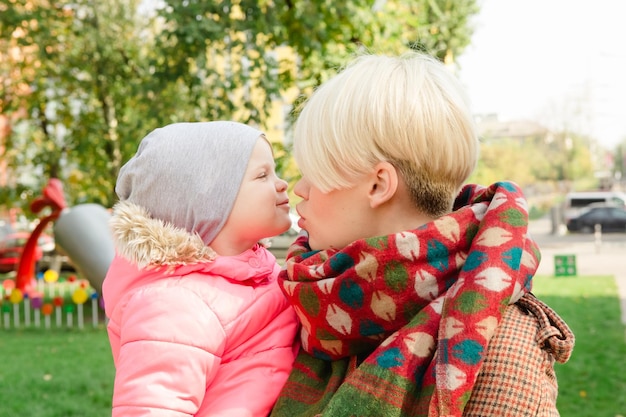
<box><xmin>582</xmin><ymin>209</ymin><xmax>606</xmax><ymax>220</ymax></box>
<box><xmin>610</xmin><ymin>208</ymin><xmax>626</xmax><ymax>220</ymax></box>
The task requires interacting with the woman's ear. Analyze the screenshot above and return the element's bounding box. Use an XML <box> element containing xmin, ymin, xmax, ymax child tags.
<box><xmin>368</xmin><ymin>161</ymin><xmax>399</xmax><ymax>208</ymax></box>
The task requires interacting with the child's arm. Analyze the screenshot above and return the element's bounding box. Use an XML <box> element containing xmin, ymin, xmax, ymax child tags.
<box><xmin>111</xmin><ymin>285</ymin><xmax>224</xmax><ymax>417</ymax></box>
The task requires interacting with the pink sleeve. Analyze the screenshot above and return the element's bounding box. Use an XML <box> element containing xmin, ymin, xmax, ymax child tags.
<box><xmin>111</xmin><ymin>286</ymin><xmax>224</xmax><ymax>417</ymax></box>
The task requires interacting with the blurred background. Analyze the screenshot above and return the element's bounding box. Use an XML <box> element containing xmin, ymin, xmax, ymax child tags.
<box><xmin>1</xmin><ymin>0</ymin><xmax>625</xmax><ymax>249</ymax></box>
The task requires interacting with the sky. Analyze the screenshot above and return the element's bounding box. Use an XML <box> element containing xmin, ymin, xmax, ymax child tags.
<box><xmin>456</xmin><ymin>0</ymin><xmax>626</xmax><ymax>149</ymax></box>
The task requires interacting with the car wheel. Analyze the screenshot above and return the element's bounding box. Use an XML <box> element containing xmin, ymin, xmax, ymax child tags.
<box><xmin>580</xmin><ymin>225</ymin><xmax>593</xmax><ymax>233</ymax></box>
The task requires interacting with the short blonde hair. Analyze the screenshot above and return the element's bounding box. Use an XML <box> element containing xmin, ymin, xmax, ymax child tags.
<box><xmin>293</xmin><ymin>52</ymin><xmax>479</xmax><ymax>217</ymax></box>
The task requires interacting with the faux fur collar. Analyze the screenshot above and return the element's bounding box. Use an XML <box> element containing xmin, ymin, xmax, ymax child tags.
<box><xmin>109</xmin><ymin>201</ymin><xmax>217</xmax><ymax>268</ymax></box>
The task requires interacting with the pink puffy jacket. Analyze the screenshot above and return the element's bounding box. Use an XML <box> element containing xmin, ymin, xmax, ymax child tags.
<box><xmin>103</xmin><ymin>202</ymin><xmax>299</xmax><ymax>417</ymax></box>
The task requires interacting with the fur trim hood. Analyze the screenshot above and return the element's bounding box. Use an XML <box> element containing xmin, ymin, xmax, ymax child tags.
<box><xmin>109</xmin><ymin>201</ymin><xmax>217</xmax><ymax>268</ymax></box>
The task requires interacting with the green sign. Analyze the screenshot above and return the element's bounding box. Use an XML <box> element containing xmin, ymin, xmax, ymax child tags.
<box><xmin>554</xmin><ymin>254</ymin><xmax>577</xmax><ymax>277</ymax></box>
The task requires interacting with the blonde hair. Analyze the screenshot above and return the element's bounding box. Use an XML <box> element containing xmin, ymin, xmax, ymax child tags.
<box><xmin>293</xmin><ymin>52</ymin><xmax>479</xmax><ymax>216</ymax></box>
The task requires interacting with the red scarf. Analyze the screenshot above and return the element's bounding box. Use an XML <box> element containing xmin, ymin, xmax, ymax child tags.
<box><xmin>273</xmin><ymin>182</ymin><xmax>540</xmax><ymax>416</ymax></box>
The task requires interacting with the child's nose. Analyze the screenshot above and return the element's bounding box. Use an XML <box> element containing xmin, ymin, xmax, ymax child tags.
<box><xmin>276</xmin><ymin>177</ymin><xmax>288</xmax><ymax>192</ymax></box>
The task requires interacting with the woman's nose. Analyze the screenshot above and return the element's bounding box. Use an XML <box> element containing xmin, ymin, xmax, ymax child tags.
<box><xmin>293</xmin><ymin>178</ymin><xmax>308</xmax><ymax>199</ymax></box>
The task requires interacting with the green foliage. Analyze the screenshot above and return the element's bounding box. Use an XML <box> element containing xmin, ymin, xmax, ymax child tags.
<box><xmin>0</xmin><ymin>0</ymin><xmax>479</xmax><ymax>214</ymax></box>
<box><xmin>1</xmin><ymin>0</ymin><xmax>153</xmax><ymax>212</ymax></box>
<box><xmin>468</xmin><ymin>132</ymin><xmax>596</xmax><ymax>194</ymax></box>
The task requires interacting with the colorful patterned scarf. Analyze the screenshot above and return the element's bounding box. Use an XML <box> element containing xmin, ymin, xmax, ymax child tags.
<box><xmin>271</xmin><ymin>182</ymin><xmax>540</xmax><ymax>417</ymax></box>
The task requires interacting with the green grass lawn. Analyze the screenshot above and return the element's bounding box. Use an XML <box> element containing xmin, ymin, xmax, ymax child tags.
<box><xmin>0</xmin><ymin>274</ymin><xmax>624</xmax><ymax>416</ymax></box>
<box><xmin>1</xmin><ymin>272</ymin><xmax>113</xmax><ymax>417</ymax></box>
<box><xmin>533</xmin><ymin>274</ymin><xmax>626</xmax><ymax>416</ymax></box>
<box><xmin>0</xmin><ymin>327</ymin><xmax>114</xmax><ymax>417</ymax></box>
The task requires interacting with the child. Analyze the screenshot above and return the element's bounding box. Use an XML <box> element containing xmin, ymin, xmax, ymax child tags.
<box><xmin>270</xmin><ymin>53</ymin><xmax>574</xmax><ymax>416</ymax></box>
<box><xmin>103</xmin><ymin>121</ymin><xmax>299</xmax><ymax>417</ymax></box>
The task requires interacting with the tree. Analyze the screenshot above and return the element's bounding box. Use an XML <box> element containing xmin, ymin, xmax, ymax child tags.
<box><xmin>1</xmin><ymin>0</ymin><xmax>480</xmax><ymax>216</ymax></box>
<box><xmin>1</xmin><ymin>0</ymin><xmax>155</xmax><ymax>210</ymax></box>
<box><xmin>468</xmin><ymin>128</ymin><xmax>596</xmax><ymax>209</ymax></box>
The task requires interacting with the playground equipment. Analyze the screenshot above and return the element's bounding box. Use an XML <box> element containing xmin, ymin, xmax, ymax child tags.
<box><xmin>53</xmin><ymin>204</ymin><xmax>114</xmax><ymax>294</ymax></box>
<box><xmin>13</xmin><ymin>179</ymin><xmax>114</xmax><ymax>294</ymax></box>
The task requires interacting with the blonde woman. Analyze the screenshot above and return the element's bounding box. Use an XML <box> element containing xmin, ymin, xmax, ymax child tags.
<box><xmin>271</xmin><ymin>53</ymin><xmax>574</xmax><ymax>417</ymax></box>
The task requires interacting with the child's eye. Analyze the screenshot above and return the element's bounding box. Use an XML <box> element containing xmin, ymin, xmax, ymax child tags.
<box><xmin>257</xmin><ymin>172</ymin><xmax>268</xmax><ymax>179</ymax></box>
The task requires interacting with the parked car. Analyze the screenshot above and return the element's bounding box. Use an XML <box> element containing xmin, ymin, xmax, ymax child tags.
<box><xmin>0</xmin><ymin>232</ymin><xmax>54</xmax><ymax>274</ymax></box>
<box><xmin>566</xmin><ymin>205</ymin><xmax>626</xmax><ymax>233</ymax></box>
<box><xmin>562</xmin><ymin>190</ymin><xmax>626</xmax><ymax>224</ymax></box>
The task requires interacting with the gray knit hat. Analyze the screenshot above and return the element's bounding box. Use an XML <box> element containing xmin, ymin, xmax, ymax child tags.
<box><xmin>115</xmin><ymin>121</ymin><xmax>263</xmax><ymax>245</ymax></box>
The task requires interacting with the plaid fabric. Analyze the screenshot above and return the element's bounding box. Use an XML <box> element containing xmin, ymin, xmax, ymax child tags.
<box><xmin>464</xmin><ymin>293</ymin><xmax>574</xmax><ymax>416</ymax></box>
